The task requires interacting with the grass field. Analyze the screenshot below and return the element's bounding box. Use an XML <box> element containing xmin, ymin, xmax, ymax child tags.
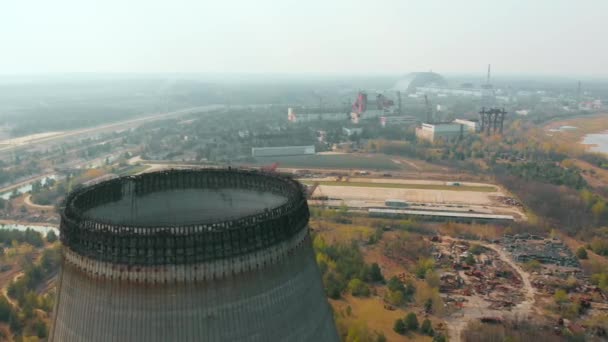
<box><xmin>253</xmin><ymin>154</ymin><xmax>403</xmax><ymax>170</ymax></box>
<box><xmin>303</xmin><ymin>180</ymin><xmax>497</xmax><ymax>192</ymax></box>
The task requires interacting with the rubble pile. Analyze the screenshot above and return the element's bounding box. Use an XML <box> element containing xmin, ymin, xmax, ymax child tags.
<box><xmin>501</xmin><ymin>234</ymin><xmax>579</xmax><ymax>268</ymax></box>
<box><xmin>432</xmin><ymin>238</ymin><xmax>526</xmax><ymax>311</ymax></box>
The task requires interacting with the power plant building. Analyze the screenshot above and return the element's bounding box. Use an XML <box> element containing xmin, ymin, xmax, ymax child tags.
<box><xmin>416</xmin><ymin>123</ymin><xmax>466</xmax><ymax>143</ymax></box>
<box><xmin>453</xmin><ymin>119</ymin><xmax>480</xmax><ymax>132</ymax></box>
<box><xmin>252</xmin><ymin>145</ymin><xmax>315</xmax><ymax>157</ymax></box>
<box><xmin>50</xmin><ymin>169</ymin><xmax>338</xmax><ymax>341</ymax></box>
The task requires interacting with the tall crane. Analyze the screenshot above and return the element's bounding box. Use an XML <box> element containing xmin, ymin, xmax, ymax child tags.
<box><xmin>350</xmin><ymin>92</ymin><xmax>368</xmax><ymax>124</ymax></box>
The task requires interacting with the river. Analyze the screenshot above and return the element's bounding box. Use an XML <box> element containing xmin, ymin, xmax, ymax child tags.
<box><xmin>0</xmin><ymin>223</ymin><xmax>59</xmax><ymax>236</ymax></box>
<box><xmin>0</xmin><ymin>175</ymin><xmax>57</xmax><ymax>200</ymax></box>
<box><xmin>582</xmin><ymin>131</ymin><xmax>608</xmax><ymax>154</ymax></box>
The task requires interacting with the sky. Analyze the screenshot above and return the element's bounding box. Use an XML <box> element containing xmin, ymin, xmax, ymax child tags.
<box><xmin>1</xmin><ymin>0</ymin><xmax>607</xmax><ymax>76</ymax></box>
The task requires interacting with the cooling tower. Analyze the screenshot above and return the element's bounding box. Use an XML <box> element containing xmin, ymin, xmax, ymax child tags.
<box><xmin>50</xmin><ymin>169</ymin><xmax>338</xmax><ymax>342</ymax></box>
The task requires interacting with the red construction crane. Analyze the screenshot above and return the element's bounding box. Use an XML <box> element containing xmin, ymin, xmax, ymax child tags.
<box><xmin>350</xmin><ymin>92</ymin><xmax>368</xmax><ymax>123</ymax></box>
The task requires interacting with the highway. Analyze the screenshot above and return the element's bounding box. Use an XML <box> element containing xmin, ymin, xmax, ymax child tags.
<box><xmin>0</xmin><ymin>105</ymin><xmax>225</xmax><ymax>156</ymax></box>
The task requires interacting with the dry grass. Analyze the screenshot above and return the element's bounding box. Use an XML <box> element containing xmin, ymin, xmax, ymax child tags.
<box><xmin>566</xmin><ymin>158</ymin><xmax>608</xmax><ymax>189</ymax></box>
<box><xmin>433</xmin><ymin>222</ymin><xmax>505</xmax><ymax>241</ymax></box>
<box><xmin>331</xmin><ymin>295</ymin><xmax>432</xmax><ymax>342</ymax></box>
<box><xmin>310</xmin><ymin>220</ymin><xmax>374</xmax><ymax>243</ymax></box>
<box><xmin>560</xmin><ymin>234</ymin><xmax>608</xmax><ymax>275</ymax></box>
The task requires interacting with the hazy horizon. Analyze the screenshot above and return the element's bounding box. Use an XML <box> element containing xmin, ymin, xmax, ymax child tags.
<box><xmin>3</xmin><ymin>0</ymin><xmax>607</xmax><ymax>76</ymax></box>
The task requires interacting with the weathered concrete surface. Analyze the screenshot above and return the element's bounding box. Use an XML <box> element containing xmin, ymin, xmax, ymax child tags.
<box><xmin>49</xmin><ymin>237</ymin><xmax>338</xmax><ymax>342</ymax></box>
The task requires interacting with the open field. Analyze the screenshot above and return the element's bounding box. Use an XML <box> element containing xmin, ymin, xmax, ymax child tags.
<box><xmin>331</xmin><ymin>295</ymin><xmax>432</xmax><ymax>342</ymax></box>
<box><xmin>305</xmin><ymin>177</ymin><xmax>526</xmax><ymax>220</ymax></box>
<box><xmin>253</xmin><ymin>154</ymin><xmax>404</xmax><ymax>171</ymax></box>
<box><xmin>309</xmin><ymin>182</ymin><xmax>500</xmax><ymax>206</ymax></box>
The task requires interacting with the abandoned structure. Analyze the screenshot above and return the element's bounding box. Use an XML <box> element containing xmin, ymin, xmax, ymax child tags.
<box><xmin>479</xmin><ymin>107</ymin><xmax>507</xmax><ymax>135</ymax></box>
<box><xmin>50</xmin><ymin>169</ymin><xmax>338</xmax><ymax>341</ymax></box>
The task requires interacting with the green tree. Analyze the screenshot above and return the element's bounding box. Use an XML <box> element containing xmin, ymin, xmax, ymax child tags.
<box><xmin>0</xmin><ymin>295</ymin><xmax>12</xmax><ymax>322</ymax></box>
<box><xmin>433</xmin><ymin>334</ymin><xmax>447</xmax><ymax>342</ymax></box>
<box><xmin>421</xmin><ymin>318</ymin><xmax>434</xmax><ymax>336</ymax></box>
<box><xmin>576</xmin><ymin>246</ymin><xmax>588</xmax><ymax>259</ymax></box>
<box><xmin>465</xmin><ymin>253</ymin><xmax>476</xmax><ymax>266</ymax></box>
<box><xmin>387</xmin><ymin>276</ymin><xmax>405</xmax><ymax>293</ymax></box>
<box><xmin>414</xmin><ymin>258</ymin><xmax>435</xmax><ymax>279</ymax></box>
<box><xmin>405</xmin><ymin>312</ymin><xmax>419</xmax><ymax>331</ymax></box>
<box><xmin>393</xmin><ymin>319</ymin><xmax>406</xmax><ymax>334</ymax></box>
<box><xmin>424</xmin><ymin>298</ymin><xmax>433</xmax><ymax>313</ymax></box>
<box><xmin>369</xmin><ymin>263</ymin><xmax>383</xmax><ymax>282</ymax></box>
<box><xmin>348</xmin><ymin>278</ymin><xmax>370</xmax><ymax>297</ymax></box>
<box><xmin>385</xmin><ymin>289</ymin><xmax>404</xmax><ymax>306</ymax></box>
<box><xmin>46</xmin><ymin>230</ymin><xmax>58</xmax><ymax>243</ymax></box>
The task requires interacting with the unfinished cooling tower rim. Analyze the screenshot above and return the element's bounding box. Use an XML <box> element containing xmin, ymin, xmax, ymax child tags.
<box><xmin>60</xmin><ymin>168</ymin><xmax>310</xmax><ymax>269</ymax></box>
<box><xmin>62</xmin><ymin>225</ymin><xmax>310</xmax><ymax>283</ymax></box>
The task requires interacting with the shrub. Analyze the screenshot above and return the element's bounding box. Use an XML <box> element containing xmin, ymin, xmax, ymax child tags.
<box><xmin>348</xmin><ymin>278</ymin><xmax>370</xmax><ymax>297</ymax></box>
<box><xmin>404</xmin><ymin>312</ymin><xmax>419</xmax><ymax>331</ymax></box>
<box><xmin>393</xmin><ymin>319</ymin><xmax>406</xmax><ymax>334</ymax></box>
<box><xmin>421</xmin><ymin>318</ymin><xmax>434</xmax><ymax>336</ymax></box>
<box><xmin>576</xmin><ymin>246</ymin><xmax>588</xmax><ymax>259</ymax></box>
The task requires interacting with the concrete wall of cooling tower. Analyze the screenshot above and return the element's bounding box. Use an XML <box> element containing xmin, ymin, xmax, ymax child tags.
<box><xmin>49</xmin><ymin>234</ymin><xmax>338</xmax><ymax>342</ymax></box>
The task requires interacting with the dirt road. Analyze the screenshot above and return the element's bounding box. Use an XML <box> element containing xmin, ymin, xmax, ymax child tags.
<box><xmin>445</xmin><ymin>240</ymin><xmax>537</xmax><ymax>342</ymax></box>
<box><xmin>24</xmin><ymin>194</ymin><xmax>55</xmax><ymax>211</ymax></box>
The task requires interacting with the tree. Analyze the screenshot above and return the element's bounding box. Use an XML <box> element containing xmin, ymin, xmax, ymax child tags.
<box><xmin>393</xmin><ymin>319</ymin><xmax>406</xmax><ymax>334</ymax></box>
<box><xmin>385</xmin><ymin>289</ymin><xmax>404</xmax><ymax>306</ymax></box>
<box><xmin>433</xmin><ymin>334</ymin><xmax>447</xmax><ymax>342</ymax></box>
<box><xmin>387</xmin><ymin>276</ymin><xmax>405</xmax><ymax>293</ymax></box>
<box><xmin>369</xmin><ymin>263</ymin><xmax>383</xmax><ymax>282</ymax></box>
<box><xmin>0</xmin><ymin>295</ymin><xmax>11</xmax><ymax>322</ymax></box>
<box><xmin>421</xmin><ymin>318</ymin><xmax>434</xmax><ymax>336</ymax></box>
<box><xmin>404</xmin><ymin>312</ymin><xmax>419</xmax><ymax>331</ymax></box>
<box><xmin>424</xmin><ymin>298</ymin><xmax>433</xmax><ymax>313</ymax></box>
<box><xmin>348</xmin><ymin>278</ymin><xmax>370</xmax><ymax>297</ymax></box>
<box><xmin>465</xmin><ymin>253</ymin><xmax>476</xmax><ymax>266</ymax></box>
<box><xmin>414</xmin><ymin>258</ymin><xmax>435</xmax><ymax>279</ymax></box>
<box><xmin>46</xmin><ymin>230</ymin><xmax>58</xmax><ymax>243</ymax></box>
<box><xmin>576</xmin><ymin>246</ymin><xmax>588</xmax><ymax>259</ymax></box>
<box><xmin>31</xmin><ymin>180</ymin><xmax>42</xmax><ymax>194</ymax></box>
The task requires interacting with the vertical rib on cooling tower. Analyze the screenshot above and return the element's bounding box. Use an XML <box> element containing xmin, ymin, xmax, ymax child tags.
<box><xmin>50</xmin><ymin>169</ymin><xmax>339</xmax><ymax>342</ymax></box>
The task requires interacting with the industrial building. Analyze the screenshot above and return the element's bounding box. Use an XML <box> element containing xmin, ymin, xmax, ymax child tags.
<box><xmin>369</xmin><ymin>208</ymin><xmax>514</xmax><ymax>223</ymax></box>
<box><xmin>342</xmin><ymin>127</ymin><xmax>363</xmax><ymax>136</ymax></box>
<box><xmin>252</xmin><ymin>145</ymin><xmax>315</xmax><ymax>157</ymax></box>
<box><xmin>50</xmin><ymin>169</ymin><xmax>338</xmax><ymax>342</ymax></box>
<box><xmin>288</xmin><ymin>107</ymin><xmax>348</xmax><ymax>123</ymax></box>
<box><xmin>453</xmin><ymin>119</ymin><xmax>480</xmax><ymax>132</ymax></box>
<box><xmin>380</xmin><ymin>115</ymin><xmax>418</xmax><ymax>127</ymax></box>
<box><xmin>415</xmin><ymin>122</ymin><xmax>467</xmax><ymax>143</ymax></box>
